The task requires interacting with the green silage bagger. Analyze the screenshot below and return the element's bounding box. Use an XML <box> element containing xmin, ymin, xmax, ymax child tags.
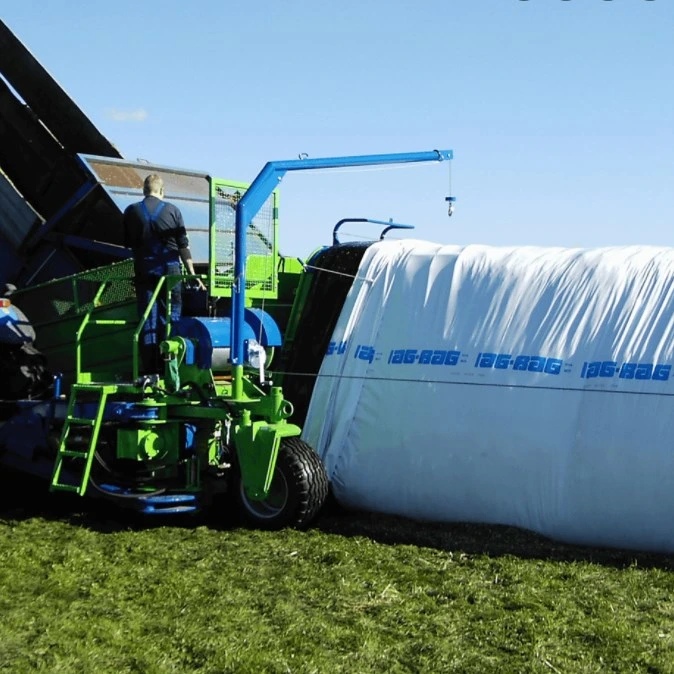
<box><xmin>1</xmin><ymin>149</ymin><xmax>453</xmax><ymax>528</ymax></box>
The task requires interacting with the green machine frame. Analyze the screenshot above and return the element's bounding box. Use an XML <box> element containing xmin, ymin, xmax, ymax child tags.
<box><xmin>44</xmin><ymin>149</ymin><xmax>453</xmax><ymax>524</ymax></box>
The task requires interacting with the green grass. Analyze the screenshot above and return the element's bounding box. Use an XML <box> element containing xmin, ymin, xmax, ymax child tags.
<box><xmin>1</xmin><ymin>474</ymin><xmax>674</xmax><ymax>673</ymax></box>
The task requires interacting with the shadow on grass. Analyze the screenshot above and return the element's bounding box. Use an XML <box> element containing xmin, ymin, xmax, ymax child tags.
<box><xmin>0</xmin><ymin>468</ymin><xmax>226</xmax><ymax>534</ymax></box>
<box><xmin>315</xmin><ymin>497</ymin><xmax>674</xmax><ymax>571</ymax></box>
<box><xmin>3</xmin><ymin>468</ymin><xmax>674</xmax><ymax>571</ymax></box>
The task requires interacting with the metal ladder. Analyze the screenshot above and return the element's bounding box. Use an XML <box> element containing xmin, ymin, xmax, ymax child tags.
<box><xmin>50</xmin><ymin>383</ymin><xmax>117</xmax><ymax>495</ymax></box>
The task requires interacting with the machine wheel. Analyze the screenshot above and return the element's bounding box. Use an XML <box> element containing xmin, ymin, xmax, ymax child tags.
<box><xmin>235</xmin><ymin>437</ymin><xmax>328</xmax><ymax>529</ymax></box>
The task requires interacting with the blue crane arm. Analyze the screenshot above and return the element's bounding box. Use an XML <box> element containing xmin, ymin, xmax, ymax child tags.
<box><xmin>230</xmin><ymin>149</ymin><xmax>453</xmax><ymax>383</ymax></box>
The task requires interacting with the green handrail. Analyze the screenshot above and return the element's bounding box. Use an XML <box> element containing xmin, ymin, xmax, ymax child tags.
<box><xmin>74</xmin><ymin>272</ymin><xmax>207</xmax><ymax>382</ymax></box>
<box><xmin>75</xmin><ymin>281</ymin><xmax>110</xmax><ymax>379</ymax></box>
<box><xmin>131</xmin><ymin>276</ymin><xmax>167</xmax><ymax>380</ymax></box>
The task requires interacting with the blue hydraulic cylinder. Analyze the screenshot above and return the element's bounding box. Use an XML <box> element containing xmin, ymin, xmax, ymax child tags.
<box><xmin>231</xmin><ymin>149</ymin><xmax>453</xmax><ymax>370</ymax></box>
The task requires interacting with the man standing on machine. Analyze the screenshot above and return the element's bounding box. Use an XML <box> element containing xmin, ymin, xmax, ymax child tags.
<box><xmin>123</xmin><ymin>174</ymin><xmax>206</xmax><ymax>374</ymax></box>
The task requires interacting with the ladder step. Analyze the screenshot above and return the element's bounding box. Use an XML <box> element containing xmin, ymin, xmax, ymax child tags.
<box><xmin>89</xmin><ymin>319</ymin><xmax>129</xmax><ymax>325</ymax></box>
<box><xmin>139</xmin><ymin>494</ymin><xmax>198</xmax><ymax>505</ymax></box>
<box><xmin>142</xmin><ymin>505</ymin><xmax>199</xmax><ymax>515</ymax></box>
<box><xmin>52</xmin><ymin>484</ymin><xmax>80</xmax><ymax>493</ymax></box>
<box><xmin>73</xmin><ymin>384</ymin><xmax>119</xmax><ymax>393</ymax></box>
<box><xmin>50</xmin><ymin>386</ymin><xmax>110</xmax><ymax>497</ymax></box>
<box><xmin>67</xmin><ymin>417</ymin><xmax>96</xmax><ymax>426</ymax></box>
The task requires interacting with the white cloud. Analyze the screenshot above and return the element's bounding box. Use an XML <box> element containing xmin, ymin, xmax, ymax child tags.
<box><xmin>105</xmin><ymin>108</ymin><xmax>148</xmax><ymax>122</ymax></box>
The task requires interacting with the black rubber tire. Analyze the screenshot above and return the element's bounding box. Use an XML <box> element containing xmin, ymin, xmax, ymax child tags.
<box><xmin>235</xmin><ymin>437</ymin><xmax>328</xmax><ymax>530</ymax></box>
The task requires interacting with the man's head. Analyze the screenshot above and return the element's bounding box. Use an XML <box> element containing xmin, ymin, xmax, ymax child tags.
<box><xmin>143</xmin><ymin>174</ymin><xmax>164</xmax><ymax>198</ymax></box>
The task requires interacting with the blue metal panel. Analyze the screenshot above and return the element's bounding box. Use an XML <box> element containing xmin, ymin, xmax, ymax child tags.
<box><xmin>0</xmin><ymin>410</ymin><xmax>50</xmax><ymax>457</ymax></box>
<box><xmin>24</xmin><ymin>180</ymin><xmax>99</xmax><ymax>250</ymax></box>
<box><xmin>0</xmin><ymin>235</ymin><xmax>22</xmax><ymax>284</ymax></box>
<box><xmin>55</xmin><ymin>234</ymin><xmax>131</xmax><ymax>259</ymax></box>
<box><xmin>74</xmin><ymin>401</ymin><xmax>160</xmax><ymax>422</ymax></box>
<box><xmin>173</xmin><ymin>313</ymin><xmax>280</xmax><ymax>369</ymax></box>
<box><xmin>244</xmin><ymin>308</ymin><xmax>282</xmax><ymax>347</ymax></box>
<box><xmin>18</xmin><ymin>243</ymin><xmax>82</xmax><ymax>287</ymax></box>
<box><xmin>173</xmin><ymin>317</ymin><xmax>219</xmax><ymax>368</ymax></box>
<box><xmin>183</xmin><ymin>338</ymin><xmax>196</xmax><ymax>366</ymax></box>
<box><xmin>174</xmin><ymin>317</ymin><xmax>239</xmax><ymax>369</ymax></box>
<box><xmin>0</xmin><ymin>171</ymin><xmax>42</xmax><ymax>250</ymax></box>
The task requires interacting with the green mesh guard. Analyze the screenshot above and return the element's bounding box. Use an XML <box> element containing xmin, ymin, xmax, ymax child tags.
<box><xmin>12</xmin><ymin>259</ymin><xmax>138</xmax><ymax>383</ymax></box>
<box><xmin>209</xmin><ymin>179</ymin><xmax>278</xmax><ymax>299</ymax></box>
<box><xmin>13</xmin><ymin>258</ymin><xmax>136</xmax><ymax>328</ymax></box>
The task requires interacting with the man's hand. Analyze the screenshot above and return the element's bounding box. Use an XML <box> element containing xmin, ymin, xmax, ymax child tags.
<box><xmin>179</xmin><ymin>247</ymin><xmax>207</xmax><ymax>291</ymax></box>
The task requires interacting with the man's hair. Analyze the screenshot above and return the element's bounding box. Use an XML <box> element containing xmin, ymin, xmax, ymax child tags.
<box><xmin>143</xmin><ymin>174</ymin><xmax>164</xmax><ymax>196</ymax></box>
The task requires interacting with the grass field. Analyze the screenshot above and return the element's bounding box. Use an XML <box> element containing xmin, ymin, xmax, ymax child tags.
<box><xmin>1</xmin><ymin>472</ymin><xmax>674</xmax><ymax>674</ymax></box>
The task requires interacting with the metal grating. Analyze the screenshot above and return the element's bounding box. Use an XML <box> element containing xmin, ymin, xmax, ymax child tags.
<box><xmin>13</xmin><ymin>259</ymin><xmax>136</xmax><ymax>329</ymax></box>
<box><xmin>79</xmin><ymin>155</ymin><xmax>211</xmax><ymax>262</ymax></box>
<box><xmin>211</xmin><ymin>180</ymin><xmax>278</xmax><ymax>299</ymax></box>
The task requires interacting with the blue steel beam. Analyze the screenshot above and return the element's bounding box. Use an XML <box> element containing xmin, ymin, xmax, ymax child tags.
<box><xmin>231</xmin><ymin>149</ymin><xmax>453</xmax><ymax>372</ymax></box>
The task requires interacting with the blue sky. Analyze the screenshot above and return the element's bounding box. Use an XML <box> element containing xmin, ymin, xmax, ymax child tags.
<box><xmin>2</xmin><ymin>0</ymin><xmax>672</xmax><ymax>256</ymax></box>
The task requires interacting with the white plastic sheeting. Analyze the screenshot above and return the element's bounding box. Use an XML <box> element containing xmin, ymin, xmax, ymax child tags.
<box><xmin>303</xmin><ymin>240</ymin><xmax>674</xmax><ymax>553</ymax></box>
